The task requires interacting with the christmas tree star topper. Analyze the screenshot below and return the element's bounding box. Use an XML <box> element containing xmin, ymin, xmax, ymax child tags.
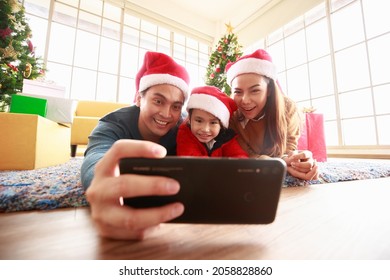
<box><xmin>225</xmin><ymin>22</ymin><xmax>234</xmax><ymax>34</ymax></box>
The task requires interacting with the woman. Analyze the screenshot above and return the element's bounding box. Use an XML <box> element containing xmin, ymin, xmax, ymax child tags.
<box><xmin>226</xmin><ymin>49</ymin><xmax>318</xmax><ymax>180</ymax></box>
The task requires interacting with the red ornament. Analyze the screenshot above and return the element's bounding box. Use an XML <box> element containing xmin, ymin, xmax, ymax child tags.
<box><xmin>210</xmin><ymin>73</ymin><xmax>215</xmax><ymax>79</ymax></box>
<box><xmin>217</xmin><ymin>46</ymin><xmax>222</xmax><ymax>52</ymax></box>
<box><xmin>0</xmin><ymin>27</ymin><xmax>12</xmax><ymax>39</ymax></box>
<box><xmin>27</xmin><ymin>39</ymin><xmax>34</xmax><ymax>53</ymax></box>
<box><xmin>7</xmin><ymin>63</ymin><xmax>18</xmax><ymax>72</ymax></box>
<box><xmin>216</xmin><ymin>67</ymin><xmax>220</xmax><ymax>73</ymax></box>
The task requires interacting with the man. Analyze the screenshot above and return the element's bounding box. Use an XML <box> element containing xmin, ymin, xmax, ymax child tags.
<box><xmin>81</xmin><ymin>51</ymin><xmax>189</xmax><ymax>240</ymax></box>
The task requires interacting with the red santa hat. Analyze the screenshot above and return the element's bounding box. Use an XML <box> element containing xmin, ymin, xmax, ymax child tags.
<box><xmin>226</xmin><ymin>49</ymin><xmax>277</xmax><ymax>86</ymax></box>
<box><xmin>187</xmin><ymin>86</ymin><xmax>237</xmax><ymax>128</ymax></box>
<box><xmin>135</xmin><ymin>51</ymin><xmax>190</xmax><ymax>100</ymax></box>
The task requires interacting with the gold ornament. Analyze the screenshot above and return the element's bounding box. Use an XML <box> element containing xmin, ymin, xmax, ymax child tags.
<box><xmin>24</xmin><ymin>63</ymin><xmax>32</xmax><ymax>78</ymax></box>
<box><xmin>9</xmin><ymin>0</ymin><xmax>22</xmax><ymax>13</ymax></box>
<box><xmin>0</xmin><ymin>41</ymin><xmax>18</xmax><ymax>60</ymax></box>
<box><xmin>225</xmin><ymin>22</ymin><xmax>234</xmax><ymax>34</ymax></box>
<box><xmin>8</xmin><ymin>15</ymin><xmax>16</xmax><ymax>23</ymax></box>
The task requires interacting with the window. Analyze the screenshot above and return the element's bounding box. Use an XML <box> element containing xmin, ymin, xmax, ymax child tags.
<box><xmin>258</xmin><ymin>0</ymin><xmax>390</xmax><ymax>151</ymax></box>
<box><xmin>23</xmin><ymin>0</ymin><xmax>209</xmax><ymax>103</ymax></box>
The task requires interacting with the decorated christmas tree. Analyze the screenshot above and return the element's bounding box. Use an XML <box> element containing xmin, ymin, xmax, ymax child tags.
<box><xmin>205</xmin><ymin>23</ymin><xmax>243</xmax><ymax>96</ymax></box>
<box><xmin>0</xmin><ymin>0</ymin><xmax>45</xmax><ymax>111</ymax></box>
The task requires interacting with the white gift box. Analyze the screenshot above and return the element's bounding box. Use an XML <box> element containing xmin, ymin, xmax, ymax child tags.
<box><xmin>23</xmin><ymin>79</ymin><xmax>66</xmax><ymax>98</ymax></box>
<box><xmin>21</xmin><ymin>93</ymin><xmax>78</xmax><ymax>124</ymax></box>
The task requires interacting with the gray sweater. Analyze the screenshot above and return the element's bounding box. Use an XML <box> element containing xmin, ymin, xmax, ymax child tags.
<box><xmin>80</xmin><ymin>105</ymin><xmax>180</xmax><ymax>189</ymax></box>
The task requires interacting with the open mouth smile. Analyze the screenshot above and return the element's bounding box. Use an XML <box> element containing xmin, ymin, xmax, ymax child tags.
<box><xmin>197</xmin><ymin>133</ymin><xmax>212</xmax><ymax>141</ymax></box>
<box><xmin>154</xmin><ymin>118</ymin><xmax>169</xmax><ymax>127</ymax></box>
<box><xmin>241</xmin><ymin>106</ymin><xmax>256</xmax><ymax>112</ymax></box>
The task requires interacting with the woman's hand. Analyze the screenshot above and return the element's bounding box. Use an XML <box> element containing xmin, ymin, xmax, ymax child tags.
<box><xmin>85</xmin><ymin>140</ymin><xmax>184</xmax><ymax>240</ymax></box>
<box><xmin>283</xmin><ymin>150</ymin><xmax>319</xmax><ymax>181</ymax></box>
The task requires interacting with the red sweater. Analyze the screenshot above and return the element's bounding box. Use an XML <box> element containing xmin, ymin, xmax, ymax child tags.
<box><xmin>176</xmin><ymin>123</ymin><xmax>248</xmax><ymax>158</ymax></box>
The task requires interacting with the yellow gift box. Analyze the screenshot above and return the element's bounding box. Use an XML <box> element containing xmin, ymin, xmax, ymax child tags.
<box><xmin>0</xmin><ymin>113</ymin><xmax>70</xmax><ymax>170</ymax></box>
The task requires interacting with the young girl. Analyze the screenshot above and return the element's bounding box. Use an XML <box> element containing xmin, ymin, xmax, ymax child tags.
<box><xmin>176</xmin><ymin>85</ymin><xmax>248</xmax><ymax>158</ymax></box>
<box><xmin>226</xmin><ymin>49</ymin><xmax>318</xmax><ymax>180</ymax></box>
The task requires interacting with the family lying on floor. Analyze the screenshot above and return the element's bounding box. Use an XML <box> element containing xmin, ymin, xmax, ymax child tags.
<box><xmin>80</xmin><ymin>49</ymin><xmax>318</xmax><ymax>240</ymax></box>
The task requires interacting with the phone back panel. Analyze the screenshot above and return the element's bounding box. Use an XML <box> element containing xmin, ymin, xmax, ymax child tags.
<box><xmin>120</xmin><ymin>157</ymin><xmax>286</xmax><ymax>224</ymax></box>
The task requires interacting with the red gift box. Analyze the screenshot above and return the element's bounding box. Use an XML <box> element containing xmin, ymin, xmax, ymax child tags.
<box><xmin>297</xmin><ymin>113</ymin><xmax>327</xmax><ymax>162</ymax></box>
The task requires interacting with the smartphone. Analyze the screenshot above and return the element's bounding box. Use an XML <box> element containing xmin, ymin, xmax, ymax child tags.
<box><xmin>119</xmin><ymin>157</ymin><xmax>286</xmax><ymax>224</ymax></box>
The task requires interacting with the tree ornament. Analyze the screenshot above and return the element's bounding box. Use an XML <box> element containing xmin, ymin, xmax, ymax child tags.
<box><xmin>8</xmin><ymin>14</ymin><xmax>16</xmax><ymax>23</ymax></box>
<box><xmin>7</xmin><ymin>63</ymin><xmax>18</xmax><ymax>72</ymax></box>
<box><xmin>225</xmin><ymin>22</ymin><xmax>234</xmax><ymax>34</ymax></box>
<box><xmin>24</xmin><ymin>63</ymin><xmax>32</xmax><ymax>78</ymax></box>
<box><xmin>0</xmin><ymin>27</ymin><xmax>12</xmax><ymax>39</ymax></box>
<box><xmin>9</xmin><ymin>0</ymin><xmax>22</xmax><ymax>13</ymax></box>
<box><xmin>27</xmin><ymin>39</ymin><xmax>34</xmax><ymax>53</ymax></box>
<box><xmin>13</xmin><ymin>21</ymin><xmax>25</xmax><ymax>32</ymax></box>
<box><xmin>0</xmin><ymin>41</ymin><xmax>18</xmax><ymax>60</ymax></box>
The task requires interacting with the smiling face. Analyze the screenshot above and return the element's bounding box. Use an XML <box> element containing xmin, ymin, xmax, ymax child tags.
<box><xmin>231</xmin><ymin>73</ymin><xmax>269</xmax><ymax>120</ymax></box>
<box><xmin>136</xmin><ymin>84</ymin><xmax>185</xmax><ymax>142</ymax></box>
<box><xmin>189</xmin><ymin>109</ymin><xmax>221</xmax><ymax>143</ymax></box>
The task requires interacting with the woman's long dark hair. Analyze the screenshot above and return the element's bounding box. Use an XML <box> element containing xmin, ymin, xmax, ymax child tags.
<box><xmin>262</xmin><ymin>78</ymin><xmax>287</xmax><ymax>157</ymax></box>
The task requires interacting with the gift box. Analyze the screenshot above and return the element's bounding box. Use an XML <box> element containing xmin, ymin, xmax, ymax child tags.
<box><xmin>297</xmin><ymin>113</ymin><xmax>327</xmax><ymax>162</ymax></box>
<box><xmin>21</xmin><ymin>93</ymin><xmax>77</xmax><ymax>124</ymax></box>
<box><xmin>10</xmin><ymin>94</ymin><xmax>47</xmax><ymax>118</ymax></box>
<box><xmin>0</xmin><ymin>113</ymin><xmax>70</xmax><ymax>170</ymax></box>
<box><xmin>23</xmin><ymin>79</ymin><xmax>66</xmax><ymax>98</ymax></box>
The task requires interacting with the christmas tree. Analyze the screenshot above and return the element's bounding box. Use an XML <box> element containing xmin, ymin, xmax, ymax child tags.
<box><xmin>0</xmin><ymin>0</ymin><xmax>45</xmax><ymax>111</ymax></box>
<box><xmin>205</xmin><ymin>23</ymin><xmax>243</xmax><ymax>96</ymax></box>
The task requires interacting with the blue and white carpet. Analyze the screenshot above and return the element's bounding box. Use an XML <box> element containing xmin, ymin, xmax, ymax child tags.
<box><xmin>1</xmin><ymin>158</ymin><xmax>390</xmax><ymax>212</ymax></box>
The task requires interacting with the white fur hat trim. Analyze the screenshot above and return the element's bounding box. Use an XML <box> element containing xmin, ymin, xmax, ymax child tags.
<box><xmin>226</xmin><ymin>57</ymin><xmax>277</xmax><ymax>86</ymax></box>
<box><xmin>187</xmin><ymin>93</ymin><xmax>231</xmax><ymax>128</ymax></box>
<box><xmin>139</xmin><ymin>73</ymin><xmax>189</xmax><ymax>100</ymax></box>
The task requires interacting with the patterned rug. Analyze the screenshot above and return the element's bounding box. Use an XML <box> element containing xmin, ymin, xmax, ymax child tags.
<box><xmin>1</xmin><ymin>158</ymin><xmax>390</xmax><ymax>212</ymax></box>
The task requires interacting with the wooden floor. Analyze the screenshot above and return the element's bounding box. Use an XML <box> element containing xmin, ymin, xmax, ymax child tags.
<box><xmin>1</xmin><ymin>176</ymin><xmax>390</xmax><ymax>260</ymax></box>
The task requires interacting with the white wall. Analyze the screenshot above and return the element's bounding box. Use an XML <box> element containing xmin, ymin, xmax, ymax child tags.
<box><xmin>122</xmin><ymin>0</ymin><xmax>215</xmax><ymax>44</ymax></box>
<box><xmin>225</xmin><ymin>0</ymin><xmax>324</xmax><ymax>48</ymax></box>
<box><xmin>122</xmin><ymin>0</ymin><xmax>324</xmax><ymax>47</ymax></box>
